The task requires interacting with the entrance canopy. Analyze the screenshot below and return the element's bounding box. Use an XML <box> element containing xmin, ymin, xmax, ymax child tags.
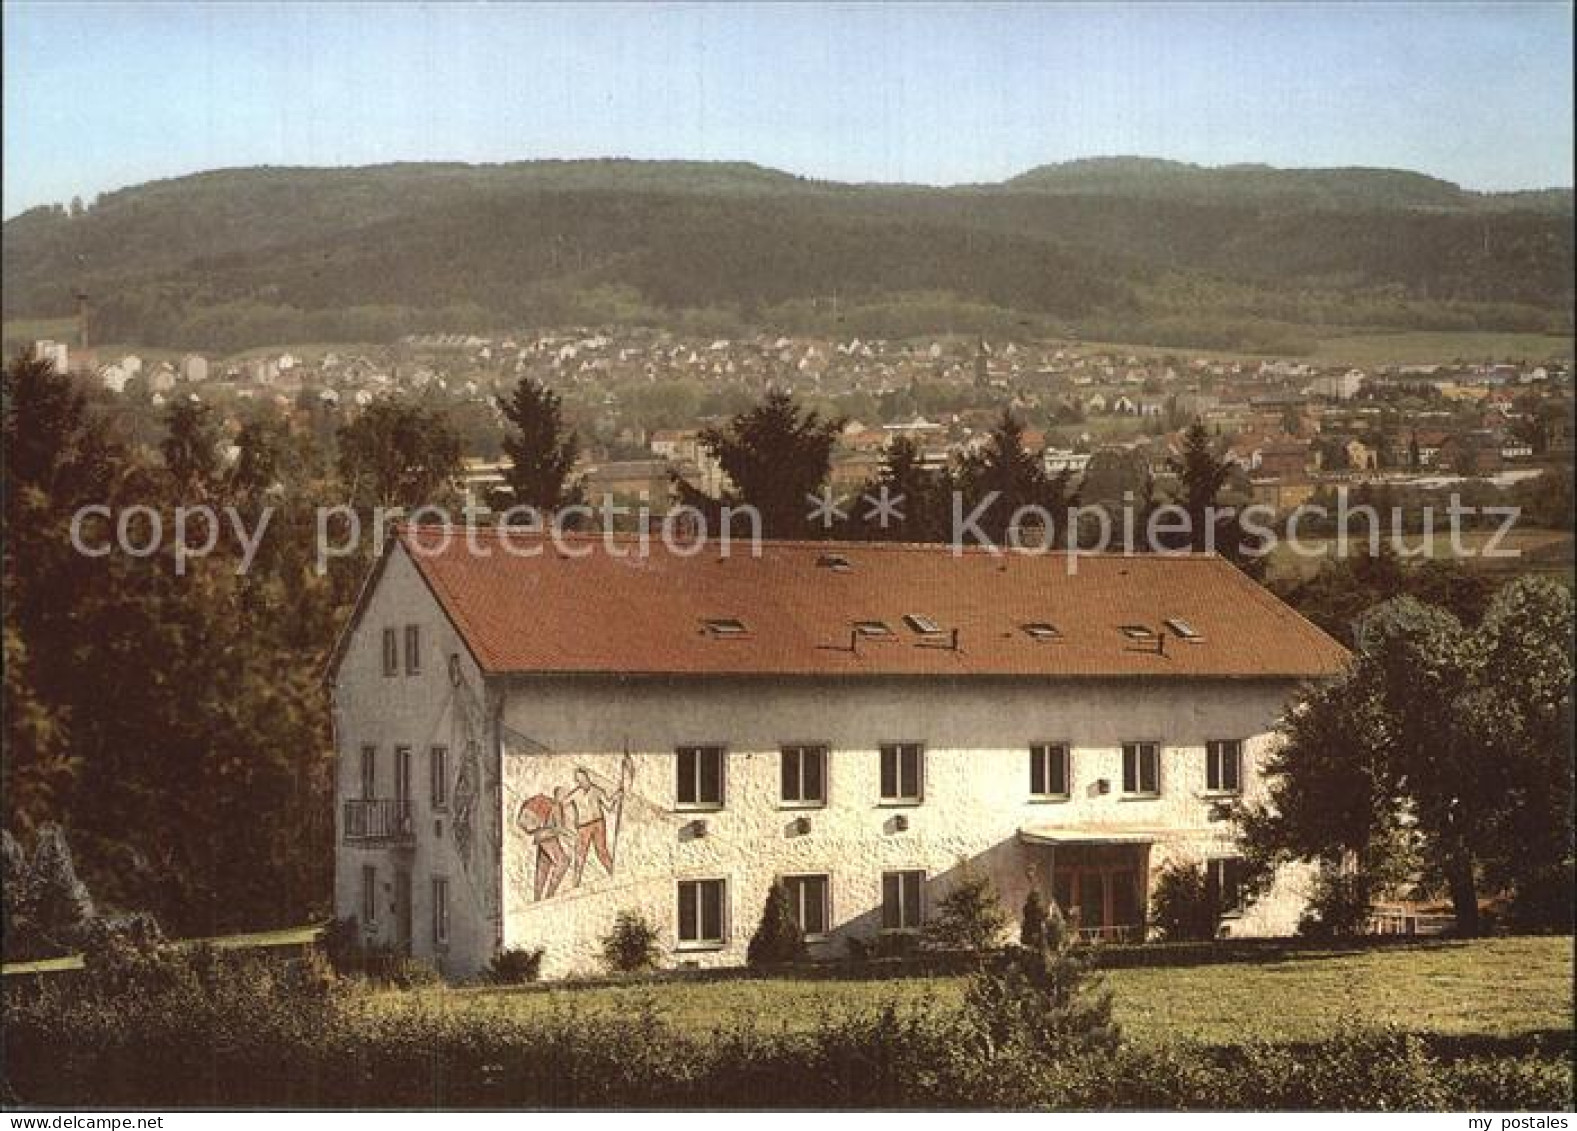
<box><xmin>1018</xmin><ymin>825</ymin><xmax>1173</xmax><ymax>847</ymax></box>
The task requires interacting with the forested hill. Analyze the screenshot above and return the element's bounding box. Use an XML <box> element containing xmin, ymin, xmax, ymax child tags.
<box><xmin>4</xmin><ymin>157</ymin><xmax>1572</xmax><ymax>354</ymax></box>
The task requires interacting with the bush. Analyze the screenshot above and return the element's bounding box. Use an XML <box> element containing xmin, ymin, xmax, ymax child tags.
<box><xmin>1149</xmin><ymin>863</ymin><xmax>1217</xmax><ymax>941</ymax></box>
<box><xmin>487</xmin><ymin>946</ymin><xmax>545</xmax><ymax>985</ymax></box>
<box><xmin>2</xmin><ymin>824</ymin><xmax>99</xmax><ymax>960</ymax></box>
<box><xmin>1020</xmin><ymin>889</ymin><xmax>1049</xmax><ymax>949</ymax></box>
<box><xmin>1298</xmin><ymin>870</ymin><xmax>1377</xmax><ymax>939</ymax></box>
<box><xmin>600</xmin><ymin>910</ymin><xmax>661</xmax><ymax>974</ymax></box>
<box><xmin>923</xmin><ymin>869</ymin><xmax>1008</xmax><ymax>952</ymax></box>
<box><xmin>314</xmin><ymin>916</ymin><xmax>438</xmax><ymax>986</ymax></box>
<box><xmin>747</xmin><ymin>881</ymin><xmax>807</xmax><ymax>967</ymax></box>
<box><xmin>965</xmin><ymin>901</ymin><xmax>1120</xmax><ymax>1063</ymax></box>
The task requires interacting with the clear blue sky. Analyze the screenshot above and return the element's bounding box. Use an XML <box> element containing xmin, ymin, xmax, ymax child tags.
<box><xmin>3</xmin><ymin>1</ymin><xmax>1572</xmax><ymax>217</ymax></box>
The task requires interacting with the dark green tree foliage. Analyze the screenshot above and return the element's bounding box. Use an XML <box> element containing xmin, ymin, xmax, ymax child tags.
<box><xmin>160</xmin><ymin>396</ymin><xmax>223</xmax><ymax>496</ymax></box>
<box><xmin>923</xmin><ymin>868</ymin><xmax>1009</xmax><ymax>951</ymax></box>
<box><xmin>965</xmin><ymin>898</ymin><xmax>1121</xmax><ymax>1062</ymax></box>
<box><xmin>699</xmin><ymin>389</ymin><xmax>844</xmax><ymax>538</ymax></box>
<box><xmin>1166</xmin><ymin>421</ymin><xmax>1263</xmax><ymax>572</ymax></box>
<box><xmin>600</xmin><ymin>910</ymin><xmax>661</xmax><ymax>974</ymax></box>
<box><xmin>1147</xmin><ymin>863</ymin><xmax>1219</xmax><ymax>942</ymax></box>
<box><xmin>852</xmin><ymin>434</ymin><xmax>954</xmax><ymax>542</ymax></box>
<box><xmin>2</xmin><ymin>824</ymin><xmax>99</xmax><ymax>959</ymax></box>
<box><xmin>1019</xmin><ymin>889</ymin><xmax>1048</xmax><ymax>949</ymax></box>
<box><xmin>955</xmin><ymin>409</ymin><xmax>1075</xmax><ymax>545</ymax></box>
<box><xmin>746</xmin><ymin>880</ymin><xmax>807</xmax><ymax>967</ymax></box>
<box><xmin>1272</xmin><ymin>547</ymin><xmax>1498</xmax><ymax>647</ymax></box>
<box><xmin>335</xmin><ymin>398</ymin><xmax>463</xmax><ymax>510</ymax></box>
<box><xmin>2</xmin><ymin>353</ymin><xmax>333</xmax><ymax>937</ymax></box>
<box><xmin>498</xmin><ymin>376</ymin><xmax>582</xmax><ymax>511</ymax></box>
<box><xmin>1239</xmin><ymin>577</ymin><xmax>1575</xmax><ymax>935</ymax></box>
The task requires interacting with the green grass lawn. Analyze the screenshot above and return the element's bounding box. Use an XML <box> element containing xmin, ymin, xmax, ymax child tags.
<box><xmin>424</xmin><ymin>936</ymin><xmax>1572</xmax><ymax>1048</ymax></box>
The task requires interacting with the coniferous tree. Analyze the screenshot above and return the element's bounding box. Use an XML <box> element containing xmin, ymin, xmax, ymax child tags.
<box><xmin>747</xmin><ymin>880</ymin><xmax>807</xmax><ymax>967</ymax></box>
<box><xmin>497</xmin><ymin>376</ymin><xmax>582</xmax><ymax>513</ymax></box>
<box><xmin>699</xmin><ymin>389</ymin><xmax>844</xmax><ymax>538</ymax></box>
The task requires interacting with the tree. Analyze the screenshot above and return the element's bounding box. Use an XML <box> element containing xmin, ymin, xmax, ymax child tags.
<box><xmin>924</xmin><ymin>868</ymin><xmax>1009</xmax><ymax>951</ymax></box>
<box><xmin>1147</xmin><ymin>863</ymin><xmax>1219</xmax><ymax>941</ymax></box>
<box><xmin>851</xmin><ymin>434</ymin><xmax>953</xmax><ymax>542</ymax></box>
<box><xmin>746</xmin><ymin>880</ymin><xmax>807</xmax><ymax>966</ymax></box>
<box><xmin>964</xmin><ymin>899</ymin><xmax>1120</xmax><ymax>1062</ymax></box>
<box><xmin>1239</xmin><ymin>578</ymin><xmax>1575</xmax><ymax>936</ymax></box>
<box><xmin>336</xmin><ymin>398</ymin><xmax>463</xmax><ymax>510</ymax></box>
<box><xmin>1019</xmin><ymin>889</ymin><xmax>1049</xmax><ymax>949</ymax></box>
<box><xmin>1167</xmin><ymin>421</ymin><xmax>1261</xmax><ymax>570</ymax></box>
<box><xmin>955</xmin><ymin>409</ymin><xmax>1074</xmax><ymax>545</ymax></box>
<box><xmin>497</xmin><ymin>376</ymin><xmax>582</xmax><ymax>512</ymax></box>
<box><xmin>160</xmin><ymin>395</ymin><xmax>222</xmax><ymax>496</ymax></box>
<box><xmin>698</xmin><ymin>389</ymin><xmax>844</xmax><ymax>537</ymax></box>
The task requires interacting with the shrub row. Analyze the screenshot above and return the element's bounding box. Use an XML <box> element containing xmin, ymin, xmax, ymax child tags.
<box><xmin>3</xmin><ymin>947</ymin><xmax>1569</xmax><ymax>1110</ymax></box>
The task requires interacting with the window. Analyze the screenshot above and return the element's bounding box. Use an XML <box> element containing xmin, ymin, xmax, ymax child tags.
<box><xmin>703</xmin><ymin>617</ymin><xmax>748</xmax><ymax>638</ymax></box>
<box><xmin>431</xmin><ymin>876</ymin><xmax>449</xmax><ymax>944</ymax></box>
<box><xmin>881</xmin><ymin>869</ymin><xmax>924</xmax><ymax>930</ymax></box>
<box><xmin>816</xmin><ymin>552</ymin><xmax>852</xmax><ymax>572</ymax></box>
<box><xmin>381</xmin><ymin>628</ymin><xmax>398</xmax><ymax>676</ymax></box>
<box><xmin>430</xmin><ymin>745</ymin><xmax>449</xmax><ymax>809</ymax></box>
<box><xmin>677</xmin><ymin>878</ymin><xmax>726</xmax><ymax>945</ymax></box>
<box><xmin>404</xmin><ymin>625</ymin><xmax>421</xmax><ymax>675</ymax></box>
<box><xmin>1165</xmin><ymin>617</ymin><xmax>1203</xmax><ymax>642</ymax></box>
<box><xmin>1030</xmin><ymin>743</ymin><xmax>1071</xmax><ymax>799</ymax></box>
<box><xmin>1208</xmin><ymin>857</ymin><xmax>1246</xmax><ymax>915</ymax></box>
<box><xmin>394</xmin><ymin>746</ymin><xmax>413</xmax><ymax>803</ymax></box>
<box><xmin>903</xmin><ymin>614</ymin><xmax>940</xmax><ymax>635</ymax></box>
<box><xmin>1021</xmin><ymin>622</ymin><xmax>1062</xmax><ymax>641</ymax></box>
<box><xmin>780</xmin><ymin>745</ymin><xmax>827</xmax><ymax>806</ymax></box>
<box><xmin>1122</xmin><ymin>742</ymin><xmax>1160</xmax><ymax>797</ymax></box>
<box><xmin>1120</xmin><ymin>624</ymin><xmax>1156</xmax><ymax>641</ymax></box>
<box><xmin>361</xmin><ymin>864</ymin><xmax>378</xmax><ymax>924</ymax></box>
<box><xmin>676</xmin><ymin>746</ymin><xmax>725</xmax><ymax>808</ymax></box>
<box><xmin>879</xmin><ymin>743</ymin><xmax>924</xmax><ymax>803</ymax></box>
<box><xmin>359</xmin><ymin>745</ymin><xmax>377</xmax><ymax>799</ymax></box>
<box><xmin>1206</xmin><ymin>740</ymin><xmax>1242</xmax><ymax>794</ymax></box>
<box><xmin>783</xmin><ymin>874</ymin><xmax>831</xmax><ymax>937</ymax></box>
<box><xmin>853</xmin><ymin>620</ymin><xmax>894</xmax><ymax>639</ymax></box>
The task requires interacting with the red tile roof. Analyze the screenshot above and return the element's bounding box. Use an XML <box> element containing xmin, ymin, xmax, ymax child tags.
<box><xmin>395</xmin><ymin>527</ymin><xmax>1350</xmax><ymax>681</ymax></box>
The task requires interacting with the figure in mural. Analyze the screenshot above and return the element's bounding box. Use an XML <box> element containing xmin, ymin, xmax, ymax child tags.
<box><xmin>519</xmin><ymin>753</ymin><xmax>636</xmax><ymax>900</ymax></box>
<box><xmin>564</xmin><ymin>761</ymin><xmax>625</xmax><ymax>885</ymax></box>
<box><xmin>516</xmin><ymin>788</ymin><xmax>575</xmax><ymax>901</ymax></box>
<box><xmin>453</xmin><ymin>742</ymin><xmax>480</xmax><ymax>871</ymax></box>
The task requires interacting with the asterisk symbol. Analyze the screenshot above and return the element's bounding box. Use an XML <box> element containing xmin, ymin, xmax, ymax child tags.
<box><xmin>862</xmin><ymin>485</ymin><xmax>907</xmax><ymax>530</ymax></box>
<box><xmin>805</xmin><ymin>488</ymin><xmax>849</xmax><ymax>529</ymax></box>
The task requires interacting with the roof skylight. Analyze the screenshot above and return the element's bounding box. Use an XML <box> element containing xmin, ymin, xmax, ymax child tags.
<box><xmin>1022</xmin><ymin>622</ymin><xmax>1062</xmax><ymax>641</ymax></box>
<box><xmin>1120</xmin><ymin>624</ymin><xmax>1157</xmax><ymax>640</ymax></box>
<box><xmin>853</xmin><ymin>620</ymin><xmax>895</xmax><ymax>638</ymax></box>
<box><xmin>1165</xmin><ymin>617</ymin><xmax>1203</xmax><ymax>641</ymax></box>
<box><xmin>903</xmin><ymin>614</ymin><xmax>941</xmax><ymax>635</ymax></box>
<box><xmin>703</xmin><ymin>617</ymin><xmax>749</xmax><ymax>637</ymax></box>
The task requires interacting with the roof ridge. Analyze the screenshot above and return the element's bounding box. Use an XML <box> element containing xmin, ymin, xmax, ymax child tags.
<box><xmin>395</xmin><ymin>524</ymin><xmax>1231</xmax><ymax>560</ymax></box>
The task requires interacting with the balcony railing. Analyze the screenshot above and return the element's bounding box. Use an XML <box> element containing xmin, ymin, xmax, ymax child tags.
<box><xmin>344</xmin><ymin>798</ymin><xmax>415</xmax><ymax>843</ymax></box>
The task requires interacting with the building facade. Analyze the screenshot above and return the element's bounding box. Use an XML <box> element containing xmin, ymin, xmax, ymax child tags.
<box><xmin>330</xmin><ymin>529</ymin><xmax>1349</xmax><ymax>980</ymax></box>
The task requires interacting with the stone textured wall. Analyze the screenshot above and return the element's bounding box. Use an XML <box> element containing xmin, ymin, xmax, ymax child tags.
<box><xmin>331</xmin><ymin>543</ymin><xmax>500</xmax><ymax>978</ymax></box>
<box><xmin>498</xmin><ymin>674</ymin><xmax>1315</xmax><ymax>980</ymax></box>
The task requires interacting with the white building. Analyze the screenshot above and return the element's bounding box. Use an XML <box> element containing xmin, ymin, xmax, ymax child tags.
<box><xmin>180</xmin><ymin>354</ymin><xmax>209</xmax><ymax>383</ymax></box>
<box><xmin>32</xmin><ymin>339</ymin><xmax>68</xmax><ymax>372</ymax></box>
<box><xmin>329</xmin><ymin>530</ymin><xmax>1348</xmax><ymax>980</ymax></box>
<box><xmin>1310</xmin><ymin>370</ymin><xmax>1366</xmax><ymax>400</ymax></box>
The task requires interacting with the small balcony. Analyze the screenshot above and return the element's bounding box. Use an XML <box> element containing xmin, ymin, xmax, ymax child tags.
<box><xmin>343</xmin><ymin>798</ymin><xmax>415</xmax><ymax>844</ymax></box>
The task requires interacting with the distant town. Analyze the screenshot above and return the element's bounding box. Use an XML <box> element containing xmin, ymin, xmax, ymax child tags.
<box><xmin>35</xmin><ymin>326</ymin><xmax>1575</xmax><ymax>529</ymax></box>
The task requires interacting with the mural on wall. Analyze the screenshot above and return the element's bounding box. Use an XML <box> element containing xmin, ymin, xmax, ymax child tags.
<box><xmin>515</xmin><ymin>753</ymin><xmax>636</xmax><ymax>901</ymax></box>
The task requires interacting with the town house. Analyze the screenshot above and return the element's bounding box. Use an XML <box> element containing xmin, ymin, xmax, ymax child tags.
<box><xmin>330</xmin><ymin>527</ymin><xmax>1349</xmax><ymax>979</ymax></box>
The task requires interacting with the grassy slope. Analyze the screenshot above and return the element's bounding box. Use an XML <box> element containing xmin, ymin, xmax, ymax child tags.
<box><xmin>428</xmin><ymin>936</ymin><xmax>1572</xmax><ymax>1047</ymax></box>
